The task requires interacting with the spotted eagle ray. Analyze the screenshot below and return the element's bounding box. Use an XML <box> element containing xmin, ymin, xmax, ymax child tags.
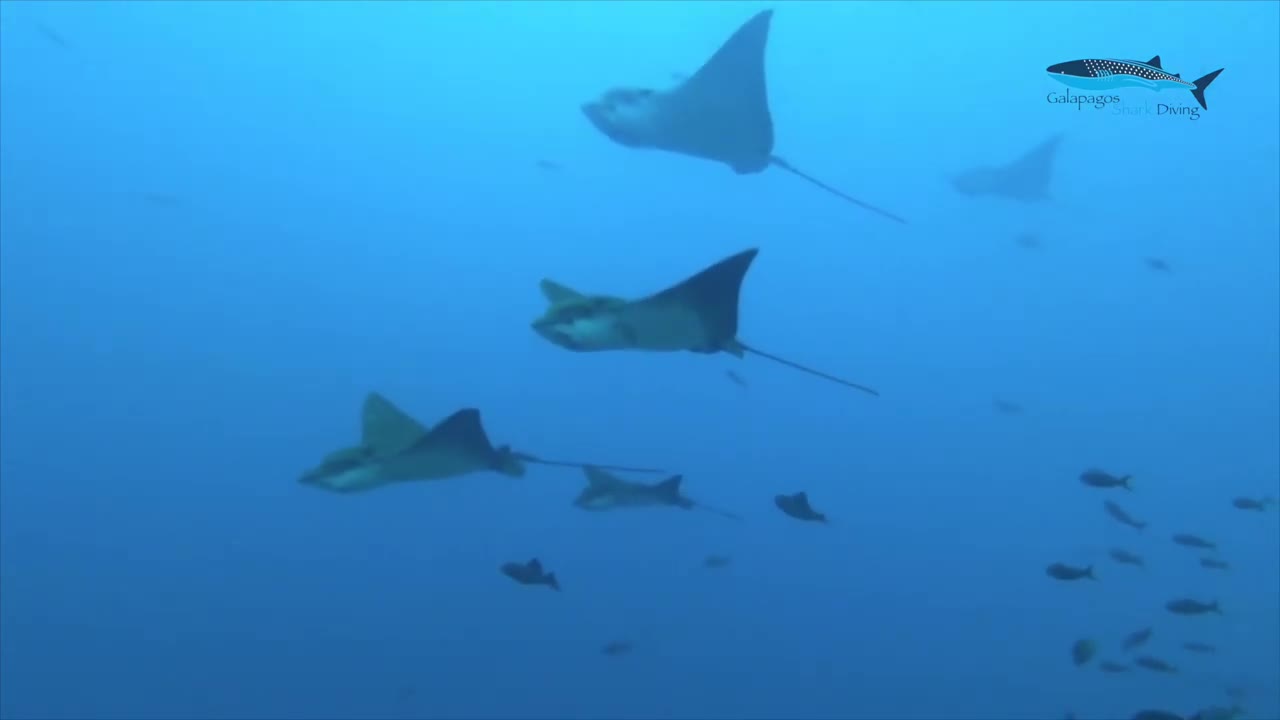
<box><xmin>573</xmin><ymin>466</ymin><xmax>740</xmax><ymax>519</ymax></box>
<box><xmin>580</xmin><ymin>9</ymin><xmax>907</xmax><ymax>225</ymax></box>
<box><xmin>950</xmin><ymin>133</ymin><xmax>1064</xmax><ymax>202</ymax></box>
<box><xmin>530</xmin><ymin>248</ymin><xmax>880</xmax><ymax>396</ymax></box>
<box><xmin>299</xmin><ymin>392</ymin><xmax>665</xmax><ymax>493</ymax></box>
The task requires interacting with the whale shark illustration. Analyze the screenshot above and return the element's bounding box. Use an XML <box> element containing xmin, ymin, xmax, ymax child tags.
<box><xmin>1047</xmin><ymin>56</ymin><xmax>1223</xmax><ymax>110</ymax></box>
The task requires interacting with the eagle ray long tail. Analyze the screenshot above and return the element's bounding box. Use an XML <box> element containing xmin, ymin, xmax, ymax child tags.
<box><xmin>770</xmin><ymin>156</ymin><xmax>908</xmax><ymax>225</ymax></box>
<box><xmin>514</xmin><ymin>453</ymin><xmax>666</xmax><ymax>474</ymax></box>
<box><xmin>738</xmin><ymin>341</ymin><xmax>880</xmax><ymax>397</ymax></box>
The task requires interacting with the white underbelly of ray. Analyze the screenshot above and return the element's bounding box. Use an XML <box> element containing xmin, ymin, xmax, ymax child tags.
<box><xmin>619</xmin><ymin>495</ymin><xmax>663</xmax><ymax>508</ymax></box>
<box><xmin>378</xmin><ymin>446</ymin><xmax>488</xmax><ymax>482</ymax></box>
<box><xmin>563</xmin><ymin>315</ymin><xmax>633</xmax><ymax>349</ymax></box>
<box><xmin>583</xmin><ymin>494</ymin><xmax>661</xmax><ymax>510</ymax></box>
<box><xmin>616</xmin><ymin>100</ymin><xmax>659</xmax><ymax>133</ymax></box>
<box><xmin>323</xmin><ymin>465</ymin><xmax>387</xmax><ymax>492</ymax></box>
<box><xmin>578</xmin><ymin>497</ymin><xmax>615</xmax><ymax>511</ymax></box>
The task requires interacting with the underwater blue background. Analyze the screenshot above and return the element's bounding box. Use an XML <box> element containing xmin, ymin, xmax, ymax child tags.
<box><xmin>1</xmin><ymin>1</ymin><xmax>1278</xmax><ymax>718</ymax></box>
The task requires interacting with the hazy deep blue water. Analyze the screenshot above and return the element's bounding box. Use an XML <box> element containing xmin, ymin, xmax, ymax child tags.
<box><xmin>1</xmin><ymin>2</ymin><xmax>1278</xmax><ymax>719</ymax></box>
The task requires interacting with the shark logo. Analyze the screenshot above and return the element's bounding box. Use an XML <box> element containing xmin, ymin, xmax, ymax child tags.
<box><xmin>1047</xmin><ymin>56</ymin><xmax>1223</xmax><ymax>110</ymax></box>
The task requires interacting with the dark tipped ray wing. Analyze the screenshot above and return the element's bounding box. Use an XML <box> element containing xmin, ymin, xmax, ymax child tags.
<box><xmin>656</xmin><ymin>10</ymin><xmax>775</xmax><ymax>171</ymax></box>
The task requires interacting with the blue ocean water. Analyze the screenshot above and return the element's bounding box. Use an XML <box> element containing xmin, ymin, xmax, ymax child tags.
<box><xmin>1</xmin><ymin>1</ymin><xmax>1278</xmax><ymax>719</ymax></box>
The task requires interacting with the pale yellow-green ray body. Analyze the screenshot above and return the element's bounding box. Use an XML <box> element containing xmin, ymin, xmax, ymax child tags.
<box><xmin>530</xmin><ymin>249</ymin><xmax>757</xmax><ymax>356</ymax></box>
<box><xmin>298</xmin><ymin>393</ymin><xmax>524</xmax><ymax>494</ymax></box>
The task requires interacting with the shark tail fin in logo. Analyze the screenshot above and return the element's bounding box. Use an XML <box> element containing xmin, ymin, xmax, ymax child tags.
<box><xmin>1190</xmin><ymin>68</ymin><xmax>1224</xmax><ymax>111</ymax></box>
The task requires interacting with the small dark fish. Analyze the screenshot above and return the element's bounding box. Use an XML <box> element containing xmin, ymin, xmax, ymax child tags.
<box><xmin>1173</xmin><ymin>533</ymin><xmax>1217</xmax><ymax>551</ymax></box>
<box><xmin>775</xmin><ymin>492</ymin><xmax>826</xmax><ymax>523</ymax></box>
<box><xmin>1232</xmin><ymin>495</ymin><xmax>1277</xmax><ymax>511</ymax></box>
<box><xmin>1014</xmin><ymin>230</ymin><xmax>1041</xmax><ymax>249</ymax></box>
<box><xmin>1166</xmin><ymin>598</ymin><xmax>1221</xmax><ymax>616</ymax></box>
<box><xmin>1132</xmin><ymin>711</ymin><xmax>1185</xmax><ymax>720</ymax></box>
<box><xmin>1200</xmin><ymin>557</ymin><xmax>1230</xmax><ymax>571</ymax></box>
<box><xmin>1182</xmin><ymin>641</ymin><xmax>1216</xmax><ymax>654</ymax></box>
<box><xmin>1122</xmin><ymin>626</ymin><xmax>1153</xmax><ymax>652</ymax></box>
<box><xmin>535</xmin><ymin>159</ymin><xmax>563</xmax><ymax>172</ymax></box>
<box><xmin>1046</xmin><ymin>562</ymin><xmax>1096</xmax><ymax>581</ymax></box>
<box><xmin>993</xmin><ymin>397</ymin><xmax>1023</xmax><ymax>414</ymax></box>
<box><xmin>1080</xmin><ymin>469</ymin><xmax>1134</xmax><ymax>491</ymax></box>
<box><xmin>500</xmin><ymin>557</ymin><xmax>560</xmax><ymax>591</ymax></box>
<box><xmin>601</xmin><ymin>640</ymin><xmax>633</xmax><ymax>657</ymax></box>
<box><xmin>1144</xmin><ymin>257</ymin><xmax>1172</xmax><ymax>272</ymax></box>
<box><xmin>1134</xmin><ymin>655</ymin><xmax>1178</xmax><ymax>673</ymax></box>
<box><xmin>1109</xmin><ymin>547</ymin><xmax>1146</xmax><ymax>567</ymax></box>
<box><xmin>1104</xmin><ymin>500</ymin><xmax>1147</xmax><ymax>531</ymax></box>
<box><xmin>703</xmin><ymin>554</ymin><xmax>732</xmax><ymax>569</ymax></box>
<box><xmin>724</xmin><ymin>369</ymin><xmax>749</xmax><ymax>389</ymax></box>
<box><xmin>1071</xmin><ymin>638</ymin><xmax>1097</xmax><ymax>666</ymax></box>
<box><xmin>1098</xmin><ymin>660</ymin><xmax>1130</xmax><ymax>673</ymax></box>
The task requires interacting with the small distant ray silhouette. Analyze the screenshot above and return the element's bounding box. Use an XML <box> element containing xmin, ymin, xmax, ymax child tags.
<box><xmin>141</xmin><ymin>192</ymin><xmax>183</xmax><ymax>208</ymax></box>
<box><xmin>1014</xmin><ymin>230</ymin><xmax>1041</xmax><ymax>249</ymax></box>
<box><xmin>580</xmin><ymin>10</ymin><xmax>907</xmax><ymax>225</ymax></box>
<box><xmin>573</xmin><ymin>466</ymin><xmax>740</xmax><ymax>519</ymax></box>
<box><xmin>993</xmin><ymin>397</ymin><xmax>1024</xmax><ymax>415</ymax></box>
<box><xmin>950</xmin><ymin>134</ymin><xmax>1064</xmax><ymax>202</ymax></box>
<box><xmin>298</xmin><ymin>393</ymin><xmax>665</xmax><ymax>493</ymax></box>
<box><xmin>531</xmin><ymin>248</ymin><xmax>880</xmax><ymax>396</ymax></box>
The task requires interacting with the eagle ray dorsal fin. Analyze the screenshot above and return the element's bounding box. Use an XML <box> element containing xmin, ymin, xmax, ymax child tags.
<box><xmin>361</xmin><ymin>393</ymin><xmax>430</xmax><ymax>457</ymax></box>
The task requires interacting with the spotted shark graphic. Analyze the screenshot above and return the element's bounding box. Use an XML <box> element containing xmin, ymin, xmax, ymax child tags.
<box><xmin>1047</xmin><ymin>56</ymin><xmax>1223</xmax><ymax>110</ymax></box>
